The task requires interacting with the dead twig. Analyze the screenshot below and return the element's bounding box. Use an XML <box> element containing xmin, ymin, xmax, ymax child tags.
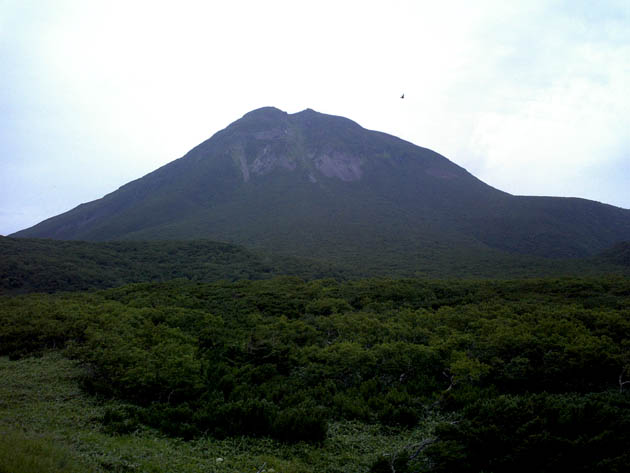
<box><xmin>408</xmin><ymin>438</ymin><xmax>437</xmax><ymax>460</ymax></box>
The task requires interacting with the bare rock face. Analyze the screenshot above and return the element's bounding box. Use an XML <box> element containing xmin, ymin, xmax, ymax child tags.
<box><xmin>235</xmin><ymin>150</ymin><xmax>250</xmax><ymax>182</ymax></box>
<box><xmin>232</xmin><ymin>141</ymin><xmax>297</xmax><ymax>182</ymax></box>
<box><xmin>314</xmin><ymin>151</ymin><xmax>363</xmax><ymax>182</ymax></box>
<box><xmin>250</xmin><ymin>146</ymin><xmax>297</xmax><ymax>177</ymax></box>
<box><xmin>253</xmin><ymin>129</ymin><xmax>286</xmax><ymax>140</ymax></box>
<box><xmin>236</xmin><ymin>145</ymin><xmax>363</xmax><ymax>183</ymax></box>
<box><xmin>229</xmin><ymin>111</ymin><xmax>366</xmax><ymax>183</ymax></box>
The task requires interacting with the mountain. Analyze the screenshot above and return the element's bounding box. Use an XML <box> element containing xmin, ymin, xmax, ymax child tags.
<box><xmin>12</xmin><ymin>107</ymin><xmax>630</xmax><ymax>272</ymax></box>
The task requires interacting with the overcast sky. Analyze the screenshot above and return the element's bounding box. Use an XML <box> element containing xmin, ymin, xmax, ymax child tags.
<box><xmin>1</xmin><ymin>0</ymin><xmax>629</xmax><ymax>235</ymax></box>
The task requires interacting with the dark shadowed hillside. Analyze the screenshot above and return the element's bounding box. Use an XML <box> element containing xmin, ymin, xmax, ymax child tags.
<box><xmin>0</xmin><ymin>237</ymin><xmax>347</xmax><ymax>294</ymax></box>
<box><xmin>4</xmin><ymin>236</ymin><xmax>629</xmax><ymax>295</ymax></box>
<box><xmin>13</xmin><ymin>107</ymin><xmax>630</xmax><ymax>271</ymax></box>
<box><xmin>599</xmin><ymin>241</ymin><xmax>630</xmax><ymax>267</ymax></box>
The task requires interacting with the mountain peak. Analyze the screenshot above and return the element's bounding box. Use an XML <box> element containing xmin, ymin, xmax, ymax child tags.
<box><xmin>234</xmin><ymin>107</ymin><xmax>361</xmax><ymax>133</ymax></box>
<box><xmin>241</xmin><ymin>106</ymin><xmax>287</xmax><ymax>119</ymax></box>
<box><xmin>12</xmin><ymin>107</ymin><xmax>630</xmax><ymax>262</ymax></box>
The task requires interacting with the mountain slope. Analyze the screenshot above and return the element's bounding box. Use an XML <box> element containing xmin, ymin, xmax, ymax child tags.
<box><xmin>13</xmin><ymin>107</ymin><xmax>630</xmax><ymax>267</ymax></box>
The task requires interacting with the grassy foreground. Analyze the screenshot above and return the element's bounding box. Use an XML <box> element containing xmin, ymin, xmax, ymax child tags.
<box><xmin>0</xmin><ymin>353</ymin><xmax>438</xmax><ymax>473</ymax></box>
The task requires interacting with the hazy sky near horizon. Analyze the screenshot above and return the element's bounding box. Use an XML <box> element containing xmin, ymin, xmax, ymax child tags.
<box><xmin>1</xmin><ymin>0</ymin><xmax>629</xmax><ymax>235</ymax></box>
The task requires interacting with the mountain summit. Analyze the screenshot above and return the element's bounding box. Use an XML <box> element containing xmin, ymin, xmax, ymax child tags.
<box><xmin>13</xmin><ymin>107</ymin><xmax>630</xmax><ymax>269</ymax></box>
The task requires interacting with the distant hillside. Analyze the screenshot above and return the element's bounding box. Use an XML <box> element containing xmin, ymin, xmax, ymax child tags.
<box><xmin>12</xmin><ymin>107</ymin><xmax>630</xmax><ymax>272</ymax></box>
<box><xmin>599</xmin><ymin>241</ymin><xmax>630</xmax><ymax>267</ymax></box>
<box><xmin>2</xmin><ymin>237</ymin><xmax>628</xmax><ymax>295</ymax></box>
<box><xmin>0</xmin><ymin>237</ymin><xmax>347</xmax><ymax>294</ymax></box>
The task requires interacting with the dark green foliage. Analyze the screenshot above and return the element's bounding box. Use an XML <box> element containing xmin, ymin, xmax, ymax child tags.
<box><xmin>2</xmin><ymin>275</ymin><xmax>630</xmax><ymax>467</ymax></box>
<box><xmin>599</xmin><ymin>241</ymin><xmax>630</xmax><ymax>267</ymax></box>
<box><xmin>369</xmin><ymin>451</ymin><xmax>411</xmax><ymax>473</ymax></box>
<box><xmin>101</xmin><ymin>404</ymin><xmax>144</xmax><ymax>435</ymax></box>
<box><xmin>271</xmin><ymin>405</ymin><xmax>328</xmax><ymax>443</ymax></box>
<box><xmin>2</xmin><ymin>236</ymin><xmax>628</xmax><ymax>297</ymax></box>
<box><xmin>0</xmin><ymin>237</ymin><xmax>348</xmax><ymax>294</ymax></box>
<box><xmin>426</xmin><ymin>392</ymin><xmax>630</xmax><ymax>473</ymax></box>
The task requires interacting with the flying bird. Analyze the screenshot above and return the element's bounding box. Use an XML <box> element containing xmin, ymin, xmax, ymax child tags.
<box><xmin>401</xmin><ymin>93</ymin><xmax>405</xmax><ymax>99</ymax></box>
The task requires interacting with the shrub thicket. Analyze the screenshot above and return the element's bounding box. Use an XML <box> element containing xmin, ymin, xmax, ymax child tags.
<box><xmin>2</xmin><ymin>276</ymin><xmax>629</xmax><ymax>470</ymax></box>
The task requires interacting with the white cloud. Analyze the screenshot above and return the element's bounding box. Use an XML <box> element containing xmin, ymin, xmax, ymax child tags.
<box><xmin>450</xmin><ymin>1</ymin><xmax>630</xmax><ymax>202</ymax></box>
<box><xmin>1</xmin><ymin>0</ymin><xmax>629</xmax><ymax>234</ymax></box>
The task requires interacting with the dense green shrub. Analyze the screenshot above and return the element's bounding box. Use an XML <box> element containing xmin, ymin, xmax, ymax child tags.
<box><xmin>426</xmin><ymin>392</ymin><xmax>630</xmax><ymax>473</ymax></box>
<box><xmin>271</xmin><ymin>406</ymin><xmax>328</xmax><ymax>443</ymax></box>
<box><xmin>369</xmin><ymin>451</ymin><xmax>411</xmax><ymax>473</ymax></box>
<box><xmin>2</xmin><ymin>275</ymin><xmax>630</xmax><ymax>461</ymax></box>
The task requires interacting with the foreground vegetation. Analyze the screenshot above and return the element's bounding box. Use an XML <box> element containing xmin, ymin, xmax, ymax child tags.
<box><xmin>0</xmin><ymin>354</ymin><xmax>440</xmax><ymax>473</ymax></box>
<box><xmin>2</xmin><ymin>276</ymin><xmax>630</xmax><ymax>471</ymax></box>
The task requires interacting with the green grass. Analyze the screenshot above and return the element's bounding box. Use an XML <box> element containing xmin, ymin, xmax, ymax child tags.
<box><xmin>0</xmin><ymin>429</ymin><xmax>84</xmax><ymax>473</ymax></box>
<box><xmin>0</xmin><ymin>354</ymin><xmax>95</xmax><ymax>472</ymax></box>
<box><xmin>0</xmin><ymin>353</ymin><xmax>440</xmax><ymax>472</ymax></box>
